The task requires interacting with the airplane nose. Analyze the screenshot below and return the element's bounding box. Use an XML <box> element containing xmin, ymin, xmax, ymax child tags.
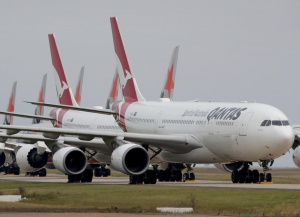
<box><xmin>273</xmin><ymin>126</ymin><xmax>294</xmax><ymax>153</ymax></box>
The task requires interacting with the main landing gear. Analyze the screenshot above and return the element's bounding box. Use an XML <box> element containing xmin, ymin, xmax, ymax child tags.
<box><xmin>2</xmin><ymin>162</ymin><xmax>20</xmax><ymax>175</ymax></box>
<box><xmin>129</xmin><ymin>163</ymin><xmax>193</xmax><ymax>185</ymax></box>
<box><xmin>94</xmin><ymin>164</ymin><xmax>111</xmax><ymax>177</ymax></box>
<box><xmin>231</xmin><ymin>161</ymin><xmax>273</xmax><ymax>183</ymax></box>
<box><xmin>26</xmin><ymin>168</ymin><xmax>47</xmax><ymax>177</ymax></box>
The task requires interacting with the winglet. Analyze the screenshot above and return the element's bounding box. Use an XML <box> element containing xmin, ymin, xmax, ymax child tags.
<box><xmin>32</xmin><ymin>74</ymin><xmax>47</xmax><ymax>124</ymax></box>
<box><xmin>3</xmin><ymin>81</ymin><xmax>17</xmax><ymax>125</ymax></box>
<box><xmin>110</xmin><ymin>17</ymin><xmax>145</xmax><ymax>103</ymax></box>
<box><xmin>160</xmin><ymin>46</ymin><xmax>179</xmax><ymax>101</ymax></box>
<box><xmin>75</xmin><ymin>66</ymin><xmax>84</xmax><ymax>106</ymax></box>
<box><xmin>48</xmin><ymin>34</ymin><xmax>79</xmax><ymax>107</ymax></box>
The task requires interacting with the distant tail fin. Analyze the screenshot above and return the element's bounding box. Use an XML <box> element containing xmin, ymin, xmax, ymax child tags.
<box><xmin>106</xmin><ymin>68</ymin><xmax>120</xmax><ymax>109</ymax></box>
<box><xmin>75</xmin><ymin>66</ymin><xmax>84</xmax><ymax>106</ymax></box>
<box><xmin>110</xmin><ymin>17</ymin><xmax>145</xmax><ymax>103</ymax></box>
<box><xmin>32</xmin><ymin>74</ymin><xmax>47</xmax><ymax>124</ymax></box>
<box><xmin>3</xmin><ymin>82</ymin><xmax>17</xmax><ymax>125</ymax></box>
<box><xmin>48</xmin><ymin>34</ymin><xmax>79</xmax><ymax>107</ymax></box>
<box><xmin>160</xmin><ymin>46</ymin><xmax>179</xmax><ymax>100</ymax></box>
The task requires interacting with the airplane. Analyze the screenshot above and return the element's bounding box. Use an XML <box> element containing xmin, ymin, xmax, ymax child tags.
<box><xmin>0</xmin><ymin>34</ymin><xmax>183</xmax><ymax>183</ymax></box>
<box><xmin>0</xmin><ymin>17</ymin><xmax>294</xmax><ymax>184</ymax></box>
<box><xmin>0</xmin><ymin>67</ymin><xmax>85</xmax><ymax>177</ymax></box>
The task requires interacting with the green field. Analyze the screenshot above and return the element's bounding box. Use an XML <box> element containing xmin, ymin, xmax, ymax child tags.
<box><xmin>0</xmin><ymin>181</ymin><xmax>300</xmax><ymax>215</ymax></box>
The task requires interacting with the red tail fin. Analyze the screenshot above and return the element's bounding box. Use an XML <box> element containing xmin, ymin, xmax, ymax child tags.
<box><xmin>106</xmin><ymin>68</ymin><xmax>120</xmax><ymax>109</ymax></box>
<box><xmin>75</xmin><ymin>66</ymin><xmax>84</xmax><ymax>106</ymax></box>
<box><xmin>3</xmin><ymin>81</ymin><xmax>17</xmax><ymax>125</ymax></box>
<box><xmin>160</xmin><ymin>46</ymin><xmax>179</xmax><ymax>100</ymax></box>
<box><xmin>110</xmin><ymin>17</ymin><xmax>145</xmax><ymax>103</ymax></box>
<box><xmin>48</xmin><ymin>34</ymin><xmax>79</xmax><ymax>107</ymax></box>
<box><xmin>32</xmin><ymin>74</ymin><xmax>47</xmax><ymax>124</ymax></box>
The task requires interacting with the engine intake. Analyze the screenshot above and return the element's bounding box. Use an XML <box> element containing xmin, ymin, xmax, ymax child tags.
<box><xmin>111</xmin><ymin>144</ymin><xmax>149</xmax><ymax>175</ymax></box>
<box><xmin>16</xmin><ymin>145</ymin><xmax>49</xmax><ymax>172</ymax></box>
<box><xmin>53</xmin><ymin>147</ymin><xmax>87</xmax><ymax>175</ymax></box>
<box><xmin>214</xmin><ymin>162</ymin><xmax>244</xmax><ymax>173</ymax></box>
<box><xmin>293</xmin><ymin>146</ymin><xmax>300</xmax><ymax>168</ymax></box>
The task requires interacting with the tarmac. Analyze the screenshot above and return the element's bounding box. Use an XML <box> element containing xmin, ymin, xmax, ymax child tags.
<box><xmin>1</xmin><ymin>173</ymin><xmax>300</xmax><ymax>190</ymax></box>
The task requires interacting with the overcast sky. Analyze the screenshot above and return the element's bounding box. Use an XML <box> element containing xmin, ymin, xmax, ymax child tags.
<box><xmin>0</xmin><ymin>1</ymin><xmax>299</xmax><ymax>167</ymax></box>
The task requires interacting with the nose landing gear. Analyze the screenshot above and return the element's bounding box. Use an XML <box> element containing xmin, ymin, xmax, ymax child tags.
<box><xmin>258</xmin><ymin>160</ymin><xmax>273</xmax><ymax>183</ymax></box>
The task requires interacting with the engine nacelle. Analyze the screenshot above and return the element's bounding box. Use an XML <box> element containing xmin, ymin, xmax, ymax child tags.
<box><xmin>293</xmin><ymin>146</ymin><xmax>300</xmax><ymax>168</ymax></box>
<box><xmin>111</xmin><ymin>144</ymin><xmax>149</xmax><ymax>175</ymax></box>
<box><xmin>16</xmin><ymin>145</ymin><xmax>49</xmax><ymax>172</ymax></box>
<box><xmin>53</xmin><ymin>147</ymin><xmax>87</xmax><ymax>175</ymax></box>
<box><xmin>214</xmin><ymin>162</ymin><xmax>244</xmax><ymax>173</ymax></box>
<box><xmin>0</xmin><ymin>152</ymin><xmax>6</xmax><ymax>166</ymax></box>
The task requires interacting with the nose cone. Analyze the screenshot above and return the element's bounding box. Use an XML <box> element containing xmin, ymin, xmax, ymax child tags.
<box><xmin>272</xmin><ymin>126</ymin><xmax>294</xmax><ymax>158</ymax></box>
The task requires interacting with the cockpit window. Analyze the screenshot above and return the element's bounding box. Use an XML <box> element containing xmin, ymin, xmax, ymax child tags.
<box><xmin>266</xmin><ymin>120</ymin><xmax>271</xmax><ymax>126</ymax></box>
<box><xmin>261</xmin><ymin>120</ymin><xmax>267</xmax><ymax>126</ymax></box>
<box><xmin>272</xmin><ymin>120</ymin><xmax>282</xmax><ymax>126</ymax></box>
<box><xmin>282</xmin><ymin>120</ymin><xmax>290</xmax><ymax>126</ymax></box>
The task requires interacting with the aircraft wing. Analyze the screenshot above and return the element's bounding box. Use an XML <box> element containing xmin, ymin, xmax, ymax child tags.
<box><xmin>0</xmin><ymin>125</ymin><xmax>204</xmax><ymax>154</ymax></box>
<box><xmin>0</xmin><ymin>111</ymin><xmax>54</xmax><ymax>121</ymax></box>
<box><xmin>24</xmin><ymin>101</ymin><xmax>116</xmax><ymax>115</ymax></box>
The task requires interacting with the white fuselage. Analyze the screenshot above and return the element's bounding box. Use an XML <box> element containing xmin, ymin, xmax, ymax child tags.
<box><xmin>111</xmin><ymin>101</ymin><xmax>294</xmax><ymax>163</ymax></box>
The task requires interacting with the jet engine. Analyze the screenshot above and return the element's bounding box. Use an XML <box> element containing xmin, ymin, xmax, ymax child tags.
<box><xmin>0</xmin><ymin>152</ymin><xmax>6</xmax><ymax>166</ymax></box>
<box><xmin>16</xmin><ymin>145</ymin><xmax>49</xmax><ymax>172</ymax></box>
<box><xmin>53</xmin><ymin>147</ymin><xmax>87</xmax><ymax>175</ymax></box>
<box><xmin>293</xmin><ymin>146</ymin><xmax>300</xmax><ymax>168</ymax></box>
<box><xmin>214</xmin><ymin>162</ymin><xmax>244</xmax><ymax>173</ymax></box>
<box><xmin>111</xmin><ymin>144</ymin><xmax>149</xmax><ymax>175</ymax></box>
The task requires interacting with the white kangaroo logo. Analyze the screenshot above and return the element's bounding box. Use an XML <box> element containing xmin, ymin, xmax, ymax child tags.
<box><xmin>116</xmin><ymin>54</ymin><xmax>132</xmax><ymax>89</ymax></box>
<box><xmin>53</xmin><ymin>67</ymin><xmax>69</xmax><ymax>98</ymax></box>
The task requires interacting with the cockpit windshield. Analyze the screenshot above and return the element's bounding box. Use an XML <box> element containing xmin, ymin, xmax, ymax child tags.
<box><xmin>272</xmin><ymin>120</ymin><xmax>282</xmax><ymax>126</ymax></box>
<box><xmin>260</xmin><ymin>120</ymin><xmax>289</xmax><ymax>126</ymax></box>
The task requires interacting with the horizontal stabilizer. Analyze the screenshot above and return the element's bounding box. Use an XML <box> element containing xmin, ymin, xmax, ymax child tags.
<box><xmin>24</xmin><ymin>101</ymin><xmax>116</xmax><ymax>115</ymax></box>
<box><xmin>0</xmin><ymin>111</ymin><xmax>54</xmax><ymax>121</ymax></box>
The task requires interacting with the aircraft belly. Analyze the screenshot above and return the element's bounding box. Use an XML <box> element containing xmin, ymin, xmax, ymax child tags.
<box><xmin>160</xmin><ymin>147</ymin><xmax>226</xmax><ymax>164</ymax></box>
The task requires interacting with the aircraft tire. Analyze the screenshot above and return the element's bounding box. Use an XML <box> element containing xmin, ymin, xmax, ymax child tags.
<box><xmin>183</xmin><ymin>173</ymin><xmax>189</xmax><ymax>182</ymax></box>
<box><xmin>259</xmin><ymin>173</ymin><xmax>265</xmax><ymax>182</ymax></box>
<box><xmin>38</xmin><ymin>168</ymin><xmax>47</xmax><ymax>177</ymax></box>
<box><xmin>252</xmin><ymin>170</ymin><xmax>259</xmax><ymax>183</ymax></box>
<box><xmin>157</xmin><ymin>170</ymin><xmax>165</xmax><ymax>182</ymax></box>
<box><xmin>245</xmin><ymin>170</ymin><xmax>253</xmax><ymax>183</ymax></box>
<box><xmin>266</xmin><ymin>173</ymin><xmax>272</xmax><ymax>182</ymax></box>
<box><xmin>189</xmin><ymin>173</ymin><xmax>195</xmax><ymax>180</ymax></box>
<box><xmin>231</xmin><ymin>170</ymin><xmax>239</xmax><ymax>183</ymax></box>
<box><xmin>238</xmin><ymin>170</ymin><xmax>246</xmax><ymax>183</ymax></box>
<box><xmin>94</xmin><ymin>168</ymin><xmax>103</xmax><ymax>177</ymax></box>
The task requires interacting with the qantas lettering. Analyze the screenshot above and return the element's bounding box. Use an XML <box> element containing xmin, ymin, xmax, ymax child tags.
<box><xmin>207</xmin><ymin>107</ymin><xmax>247</xmax><ymax>122</ymax></box>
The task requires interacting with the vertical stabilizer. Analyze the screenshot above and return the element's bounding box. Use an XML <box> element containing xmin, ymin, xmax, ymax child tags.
<box><xmin>32</xmin><ymin>74</ymin><xmax>47</xmax><ymax>124</ymax></box>
<box><xmin>160</xmin><ymin>46</ymin><xmax>179</xmax><ymax>100</ymax></box>
<box><xmin>3</xmin><ymin>81</ymin><xmax>17</xmax><ymax>125</ymax></box>
<box><xmin>110</xmin><ymin>17</ymin><xmax>145</xmax><ymax>103</ymax></box>
<box><xmin>106</xmin><ymin>68</ymin><xmax>120</xmax><ymax>109</ymax></box>
<box><xmin>75</xmin><ymin>66</ymin><xmax>84</xmax><ymax>106</ymax></box>
<box><xmin>48</xmin><ymin>34</ymin><xmax>79</xmax><ymax>107</ymax></box>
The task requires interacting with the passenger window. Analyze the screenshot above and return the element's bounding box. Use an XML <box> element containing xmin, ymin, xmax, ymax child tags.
<box><xmin>272</xmin><ymin>120</ymin><xmax>282</xmax><ymax>126</ymax></box>
<box><xmin>266</xmin><ymin>120</ymin><xmax>271</xmax><ymax>126</ymax></box>
<box><xmin>261</xmin><ymin>120</ymin><xmax>267</xmax><ymax>126</ymax></box>
<box><xmin>282</xmin><ymin>120</ymin><xmax>290</xmax><ymax>126</ymax></box>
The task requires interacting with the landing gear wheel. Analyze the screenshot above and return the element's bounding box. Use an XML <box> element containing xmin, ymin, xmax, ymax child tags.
<box><xmin>238</xmin><ymin>170</ymin><xmax>246</xmax><ymax>183</ymax></box>
<box><xmin>94</xmin><ymin>168</ymin><xmax>103</xmax><ymax>177</ymax></box>
<box><xmin>38</xmin><ymin>168</ymin><xmax>47</xmax><ymax>177</ymax></box>
<box><xmin>143</xmin><ymin>170</ymin><xmax>151</xmax><ymax>184</ymax></box>
<box><xmin>157</xmin><ymin>170</ymin><xmax>165</xmax><ymax>182</ymax></box>
<box><xmin>81</xmin><ymin>169</ymin><xmax>93</xmax><ymax>183</ymax></box>
<box><xmin>13</xmin><ymin>167</ymin><xmax>20</xmax><ymax>175</ymax></box>
<box><xmin>164</xmin><ymin>170</ymin><xmax>170</xmax><ymax>182</ymax></box>
<box><xmin>129</xmin><ymin>175</ymin><xmax>138</xmax><ymax>184</ymax></box>
<box><xmin>266</xmin><ymin>173</ymin><xmax>272</xmax><ymax>182</ymax></box>
<box><xmin>245</xmin><ymin>170</ymin><xmax>253</xmax><ymax>183</ymax></box>
<box><xmin>252</xmin><ymin>170</ymin><xmax>259</xmax><ymax>183</ymax></box>
<box><xmin>259</xmin><ymin>173</ymin><xmax>265</xmax><ymax>183</ymax></box>
<box><xmin>175</xmin><ymin>170</ymin><xmax>182</xmax><ymax>181</ymax></box>
<box><xmin>189</xmin><ymin>173</ymin><xmax>195</xmax><ymax>181</ymax></box>
<box><xmin>231</xmin><ymin>170</ymin><xmax>239</xmax><ymax>183</ymax></box>
<box><xmin>150</xmin><ymin>170</ymin><xmax>157</xmax><ymax>184</ymax></box>
<box><xmin>183</xmin><ymin>173</ymin><xmax>189</xmax><ymax>182</ymax></box>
